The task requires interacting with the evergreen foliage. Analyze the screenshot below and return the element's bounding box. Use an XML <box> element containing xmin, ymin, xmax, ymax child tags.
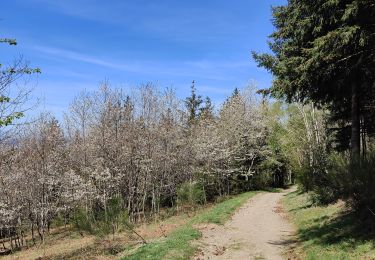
<box><xmin>253</xmin><ymin>0</ymin><xmax>375</xmax><ymax>157</ymax></box>
<box><xmin>184</xmin><ymin>81</ymin><xmax>203</xmax><ymax>124</ymax></box>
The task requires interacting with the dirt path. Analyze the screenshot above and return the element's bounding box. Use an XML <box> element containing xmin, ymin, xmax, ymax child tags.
<box><xmin>193</xmin><ymin>189</ymin><xmax>296</xmax><ymax>260</ymax></box>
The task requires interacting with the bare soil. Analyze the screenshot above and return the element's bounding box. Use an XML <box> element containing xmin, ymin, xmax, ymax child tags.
<box><xmin>193</xmin><ymin>189</ymin><xmax>297</xmax><ymax>260</ymax></box>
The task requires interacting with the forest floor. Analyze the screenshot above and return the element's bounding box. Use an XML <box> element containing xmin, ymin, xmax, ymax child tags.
<box><xmin>193</xmin><ymin>188</ymin><xmax>297</xmax><ymax>260</ymax></box>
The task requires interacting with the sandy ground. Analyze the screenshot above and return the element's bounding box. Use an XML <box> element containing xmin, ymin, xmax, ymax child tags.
<box><xmin>193</xmin><ymin>189</ymin><xmax>297</xmax><ymax>260</ymax></box>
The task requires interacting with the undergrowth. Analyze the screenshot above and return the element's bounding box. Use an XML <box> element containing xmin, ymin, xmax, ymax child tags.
<box><xmin>283</xmin><ymin>190</ymin><xmax>375</xmax><ymax>259</ymax></box>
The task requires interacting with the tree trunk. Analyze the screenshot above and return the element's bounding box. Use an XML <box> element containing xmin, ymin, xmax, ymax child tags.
<box><xmin>361</xmin><ymin>116</ymin><xmax>367</xmax><ymax>158</ymax></box>
<box><xmin>351</xmin><ymin>81</ymin><xmax>361</xmax><ymax>159</ymax></box>
<box><xmin>31</xmin><ymin>222</ymin><xmax>35</xmax><ymax>245</ymax></box>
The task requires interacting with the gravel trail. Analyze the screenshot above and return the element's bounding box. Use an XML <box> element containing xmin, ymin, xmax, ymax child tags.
<box><xmin>193</xmin><ymin>189</ymin><xmax>296</xmax><ymax>260</ymax></box>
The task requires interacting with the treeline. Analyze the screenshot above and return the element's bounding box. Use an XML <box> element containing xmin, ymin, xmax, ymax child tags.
<box><xmin>0</xmin><ymin>82</ymin><xmax>302</xmax><ymax>248</ymax></box>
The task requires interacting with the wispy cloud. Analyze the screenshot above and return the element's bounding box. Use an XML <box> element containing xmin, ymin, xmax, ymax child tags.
<box><xmin>185</xmin><ymin>60</ymin><xmax>255</xmax><ymax>70</ymax></box>
<box><xmin>32</xmin><ymin>45</ymin><xmax>253</xmax><ymax>81</ymax></box>
<box><xmin>33</xmin><ymin>46</ymin><xmax>139</xmax><ymax>72</ymax></box>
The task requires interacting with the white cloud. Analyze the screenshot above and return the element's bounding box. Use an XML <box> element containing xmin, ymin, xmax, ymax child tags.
<box><xmin>33</xmin><ymin>46</ymin><xmax>139</xmax><ymax>72</ymax></box>
<box><xmin>32</xmin><ymin>45</ymin><xmax>253</xmax><ymax>81</ymax></box>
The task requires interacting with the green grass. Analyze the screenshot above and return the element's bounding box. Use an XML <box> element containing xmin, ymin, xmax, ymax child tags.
<box><xmin>283</xmin><ymin>190</ymin><xmax>375</xmax><ymax>259</ymax></box>
<box><xmin>191</xmin><ymin>191</ymin><xmax>259</xmax><ymax>225</ymax></box>
<box><xmin>122</xmin><ymin>191</ymin><xmax>258</xmax><ymax>260</ymax></box>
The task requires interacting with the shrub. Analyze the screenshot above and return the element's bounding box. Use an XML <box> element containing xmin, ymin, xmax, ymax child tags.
<box><xmin>73</xmin><ymin>208</ymin><xmax>94</xmax><ymax>233</ymax></box>
<box><xmin>106</xmin><ymin>197</ymin><xmax>131</xmax><ymax>233</ymax></box>
<box><xmin>72</xmin><ymin>197</ymin><xmax>131</xmax><ymax>237</ymax></box>
<box><xmin>309</xmin><ymin>153</ymin><xmax>345</xmax><ymax>204</ymax></box>
<box><xmin>252</xmin><ymin>171</ymin><xmax>273</xmax><ymax>189</ymax></box>
<box><xmin>343</xmin><ymin>153</ymin><xmax>375</xmax><ymax>219</ymax></box>
<box><xmin>296</xmin><ymin>149</ymin><xmax>344</xmax><ymax>204</ymax></box>
<box><xmin>177</xmin><ymin>182</ymin><xmax>206</xmax><ymax>206</ymax></box>
<box><xmin>297</xmin><ymin>164</ymin><xmax>315</xmax><ymax>192</ymax></box>
<box><xmin>301</xmin><ymin>150</ymin><xmax>375</xmax><ymax>221</ymax></box>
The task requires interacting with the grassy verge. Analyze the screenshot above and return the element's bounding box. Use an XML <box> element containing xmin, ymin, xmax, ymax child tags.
<box><xmin>122</xmin><ymin>191</ymin><xmax>258</xmax><ymax>260</ymax></box>
<box><xmin>283</xmin><ymin>190</ymin><xmax>375</xmax><ymax>259</ymax></box>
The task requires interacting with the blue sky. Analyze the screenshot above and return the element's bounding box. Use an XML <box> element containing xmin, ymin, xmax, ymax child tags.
<box><xmin>1</xmin><ymin>0</ymin><xmax>286</xmax><ymax>118</ymax></box>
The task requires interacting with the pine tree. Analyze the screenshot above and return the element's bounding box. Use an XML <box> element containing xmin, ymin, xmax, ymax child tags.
<box><xmin>253</xmin><ymin>0</ymin><xmax>375</xmax><ymax>158</ymax></box>
<box><xmin>185</xmin><ymin>81</ymin><xmax>203</xmax><ymax>124</ymax></box>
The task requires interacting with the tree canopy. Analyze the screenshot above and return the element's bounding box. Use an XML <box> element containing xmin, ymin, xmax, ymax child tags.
<box><xmin>253</xmin><ymin>0</ymin><xmax>375</xmax><ymax>157</ymax></box>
